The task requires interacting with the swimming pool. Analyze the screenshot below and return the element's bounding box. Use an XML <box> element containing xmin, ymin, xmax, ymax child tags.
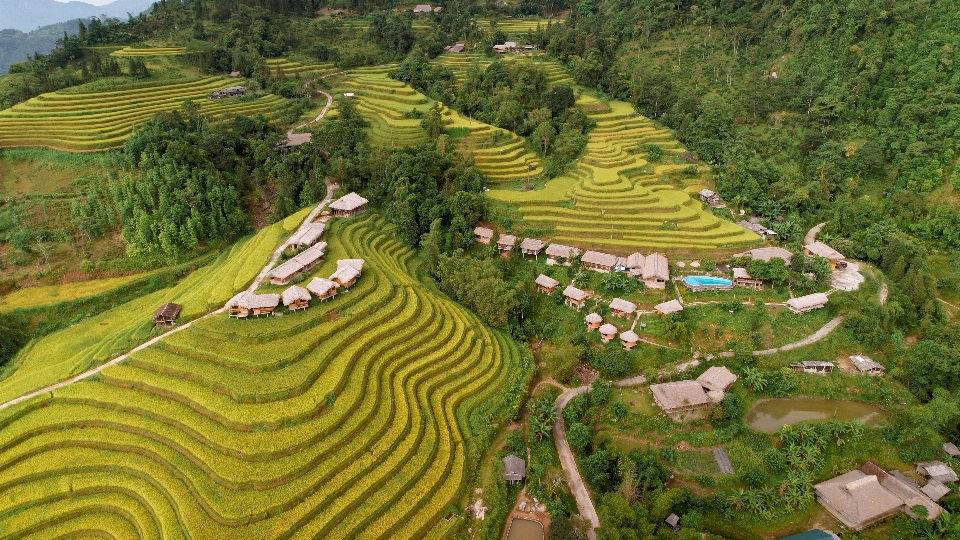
<box><xmin>682</xmin><ymin>275</ymin><xmax>734</xmax><ymax>290</ymax></box>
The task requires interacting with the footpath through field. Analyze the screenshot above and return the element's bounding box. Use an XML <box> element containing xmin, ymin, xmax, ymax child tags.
<box><xmin>0</xmin><ymin>179</ymin><xmax>336</xmax><ymax>413</ymax></box>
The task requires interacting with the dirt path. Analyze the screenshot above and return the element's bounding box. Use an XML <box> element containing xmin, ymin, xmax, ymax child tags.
<box><xmin>286</xmin><ymin>89</ymin><xmax>333</xmax><ymax>141</ymax></box>
<box><xmin>752</xmin><ymin>315</ymin><xmax>845</xmax><ymax>356</ymax></box>
<box><xmin>553</xmin><ymin>385</ymin><xmax>600</xmax><ymax>540</ymax></box>
<box><xmin>805</xmin><ymin>222</ymin><xmax>826</xmax><ymax>245</ymax></box>
<box><xmin>0</xmin><ymin>181</ymin><xmax>336</xmax><ymax>413</ymax></box>
<box><xmin>879</xmin><ymin>284</ymin><xmax>888</xmax><ymax>305</ymax></box>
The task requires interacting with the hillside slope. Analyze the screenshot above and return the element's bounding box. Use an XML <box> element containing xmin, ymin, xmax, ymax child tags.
<box><xmin>0</xmin><ymin>0</ymin><xmax>153</xmax><ymax>32</ymax></box>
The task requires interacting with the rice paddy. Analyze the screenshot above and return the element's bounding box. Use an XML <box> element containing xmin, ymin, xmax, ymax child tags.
<box><xmin>109</xmin><ymin>46</ymin><xmax>186</xmax><ymax>57</ymax></box>
<box><xmin>476</xmin><ymin>18</ymin><xmax>564</xmax><ymax>33</ymax></box>
<box><xmin>0</xmin><ymin>77</ymin><xmax>286</xmax><ymax>151</ymax></box>
<box><xmin>0</xmin><ymin>213</ymin><xmax>528</xmax><ymax>539</ymax></box>
<box><xmin>264</xmin><ymin>58</ymin><xmax>337</xmax><ymax>76</ymax></box>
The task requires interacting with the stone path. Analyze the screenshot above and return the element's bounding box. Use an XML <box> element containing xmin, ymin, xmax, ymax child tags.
<box><xmin>0</xmin><ymin>181</ymin><xmax>336</xmax><ymax>413</ymax></box>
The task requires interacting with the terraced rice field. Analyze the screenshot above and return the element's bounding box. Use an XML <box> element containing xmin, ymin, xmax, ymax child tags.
<box><xmin>0</xmin><ymin>77</ymin><xmax>286</xmax><ymax>151</ymax></box>
<box><xmin>488</xmin><ymin>99</ymin><xmax>761</xmax><ymax>252</ymax></box>
<box><xmin>264</xmin><ymin>58</ymin><xmax>337</xmax><ymax>76</ymax></box>
<box><xmin>0</xmin><ymin>214</ymin><xmax>528</xmax><ymax>539</ymax></box>
<box><xmin>477</xmin><ymin>18</ymin><xmax>564</xmax><ymax>32</ymax></box>
<box><xmin>435</xmin><ymin>53</ymin><xmax>572</xmax><ymax>85</ymax></box>
<box><xmin>110</xmin><ymin>46</ymin><xmax>186</xmax><ymax>57</ymax></box>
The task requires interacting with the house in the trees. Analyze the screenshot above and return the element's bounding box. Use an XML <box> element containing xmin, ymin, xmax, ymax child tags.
<box><xmin>519</xmin><ymin>238</ymin><xmax>545</xmax><ymax>257</ymax></box>
<box><xmin>849</xmin><ymin>355</ymin><xmax>885</xmax><ymax>375</ymax></box>
<box><xmin>585</xmin><ymin>312</ymin><xmax>602</xmax><ymax>331</ymax></box>
<box><xmin>738</xmin><ymin>220</ymin><xmax>777</xmax><ymax>240</ymax></box>
<box><xmin>474</xmin><ymin>226</ymin><xmax>494</xmax><ymax>245</ymax></box>
<box><xmin>330</xmin><ymin>259</ymin><xmax>364</xmax><ymax>289</ymax></box>
<box><xmin>655</xmin><ymin>299</ymin><xmax>683</xmax><ymax>315</ymax></box>
<box><xmin>599</xmin><ymin>323</ymin><xmax>618</xmax><ymax>343</ymax></box>
<box><xmin>444</xmin><ymin>43</ymin><xmax>465</xmax><ymax>53</ymax></box>
<box><xmin>581</xmin><ymin>250</ymin><xmax>618</xmax><ymax>273</ymax></box>
<box><xmin>307</xmin><ymin>277</ymin><xmax>339</xmax><ymax>300</ymax></box>
<box><xmin>503</xmin><ymin>455</ymin><xmax>526</xmax><ymax>484</ymax></box>
<box><xmin>209</xmin><ymin>86</ymin><xmax>245</xmax><ymax>99</ymax></box>
<box><xmin>620</xmin><ymin>330</ymin><xmax>639</xmax><ymax>350</ymax></box>
<box><xmin>563</xmin><ymin>285</ymin><xmax>587</xmax><ymax>309</ymax></box>
<box><xmin>281</xmin><ymin>285</ymin><xmax>311</xmax><ymax>311</ymax></box>
<box><xmin>152</xmin><ymin>302</ymin><xmax>181</xmax><ymax>326</ymax></box>
<box><xmin>791</xmin><ymin>361</ymin><xmax>835</xmax><ymax>375</ymax></box>
<box><xmin>269</xmin><ymin>242</ymin><xmax>328</xmax><ymax>285</ymax></box>
<box><xmin>642</xmin><ymin>253</ymin><xmax>669</xmax><ymax>289</ymax></box>
<box><xmin>535</xmin><ymin>274</ymin><xmax>559</xmax><ymax>294</ymax></box>
<box><xmin>733</xmin><ymin>267</ymin><xmax>763</xmax><ymax>289</ymax></box>
<box><xmin>610</xmin><ymin>298</ymin><xmax>637</xmax><ymax>318</ymax></box>
<box><xmin>493</xmin><ymin>41</ymin><xmax>518</xmax><ymax>53</ymax></box>
<box><xmin>545</xmin><ymin>243</ymin><xmax>581</xmax><ymax>266</ymax></box>
<box><xmin>497</xmin><ymin>234</ymin><xmax>517</xmax><ymax>254</ymax></box>
<box><xmin>665</xmin><ymin>514</ymin><xmax>681</xmax><ymax>532</ymax></box>
<box><xmin>786</xmin><ymin>292</ymin><xmax>829</xmax><ymax>314</ymax></box>
<box><xmin>650</xmin><ymin>380</ymin><xmax>712</xmax><ymax>420</ymax></box>
<box><xmin>287</xmin><ymin>223</ymin><xmax>325</xmax><ymax>250</ymax></box>
<box><xmin>734</xmin><ymin>246</ymin><xmax>793</xmax><ymax>265</ymax></box>
<box><xmin>330</xmin><ymin>192</ymin><xmax>368</xmax><ymax>217</ymax></box>
<box><xmin>699</xmin><ymin>189</ymin><xmax>723</xmax><ymax>207</ymax></box>
<box><xmin>804</xmin><ymin>241</ymin><xmax>846</xmax><ymax>269</ymax></box>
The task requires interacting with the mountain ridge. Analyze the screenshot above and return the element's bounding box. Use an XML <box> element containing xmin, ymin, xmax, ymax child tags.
<box><xmin>0</xmin><ymin>0</ymin><xmax>154</xmax><ymax>33</ymax></box>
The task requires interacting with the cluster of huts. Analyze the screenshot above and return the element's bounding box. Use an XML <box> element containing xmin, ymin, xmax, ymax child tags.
<box><xmin>649</xmin><ymin>366</ymin><xmax>738</xmax><ymax>422</ymax></box>
<box><xmin>734</xmin><ymin>240</ymin><xmax>846</xmax><ymax>271</ymax></box>
<box><xmin>492</xmin><ymin>41</ymin><xmax>537</xmax><ymax>53</ymax></box>
<box><xmin>227</xmin><ymin>258</ymin><xmax>365</xmax><ymax>318</ymax></box>
<box><xmin>209</xmin><ymin>86</ymin><xmax>245</xmax><ymax>99</ymax></box>
<box><xmin>412</xmin><ymin>3</ymin><xmax>442</xmax><ymax>12</ymax></box>
<box><xmin>789</xmin><ymin>354</ymin><xmax>886</xmax><ymax>376</ymax></box>
<box><xmin>581</xmin><ymin>311</ymin><xmax>640</xmax><ymax>350</ymax></box>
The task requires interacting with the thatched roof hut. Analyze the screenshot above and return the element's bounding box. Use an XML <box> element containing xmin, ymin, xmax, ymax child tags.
<box><xmin>585</xmin><ymin>312</ymin><xmax>602</xmax><ymax>330</ymax></box>
<box><xmin>474</xmin><ymin>226</ymin><xmax>494</xmax><ymax>244</ymax></box>
<box><xmin>582</xmin><ymin>250</ymin><xmax>618</xmax><ymax>272</ymax></box>
<box><xmin>733</xmin><ymin>246</ymin><xmax>793</xmax><ymax>264</ymax></box>
<box><xmin>563</xmin><ymin>285</ymin><xmax>587</xmax><ymax>308</ymax></box>
<box><xmin>269</xmin><ymin>241</ymin><xmax>328</xmax><ymax>285</ymax></box>
<box><xmin>655</xmin><ymin>299</ymin><xmax>683</xmax><ymax>315</ymax></box>
<box><xmin>786</xmin><ymin>292</ymin><xmax>829</xmax><ymax>314</ymax></box>
<box><xmin>620</xmin><ymin>330</ymin><xmax>639</xmax><ymax>350</ymax></box>
<box><xmin>535</xmin><ymin>274</ymin><xmax>559</xmax><ymax>293</ymax></box>
<box><xmin>503</xmin><ymin>454</ymin><xmax>526</xmax><ymax>484</ymax></box>
<box><xmin>307</xmin><ymin>277</ymin><xmax>339</xmax><ymax>299</ymax></box>
<box><xmin>642</xmin><ymin>253</ymin><xmax>669</xmax><ymax>287</ymax></box>
<box><xmin>545</xmin><ymin>243</ymin><xmax>581</xmax><ymax>264</ymax></box>
<box><xmin>696</xmin><ymin>366</ymin><xmax>738</xmax><ymax>392</ymax></box>
<box><xmin>520</xmin><ymin>238</ymin><xmax>546</xmax><ymax>255</ymax></box>
<box><xmin>497</xmin><ymin>234</ymin><xmax>517</xmax><ymax>252</ymax></box>
<box><xmin>287</xmin><ymin>223</ymin><xmax>325</xmax><ymax>249</ymax></box>
<box><xmin>281</xmin><ymin>285</ymin><xmax>311</xmax><ymax>309</ymax></box>
<box><xmin>610</xmin><ymin>298</ymin><xmax>637</xmax><ymax>317</ymax></box>
<box><xmin>330</xmin><ymin>192</ymin><xmax>369</xmax><ymax>217</ymax></box>
<box><xmin>152</xmin><ymin>302</ymin><xmax>182</xmax><ymax>326</ymax></box>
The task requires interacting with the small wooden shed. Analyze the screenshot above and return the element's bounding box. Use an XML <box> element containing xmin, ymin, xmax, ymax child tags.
<box><xmin>535</xmin><ymin>274</ymin><xmax>559</xmax><ymax>294</ymax></box>
<box><xmin>563</xmin><ymin>285</ymin><xmax>587</xmax><ymax>309</ymax></box>
<box><xmin>585</xmin><ymin>312</ymin><xmax>602</xmax><ymax>331</ymax></box>
<box><xmin>620</xmin><ymin>330</ymin><xmax>639</xmax><ymax>350</ymax></box>
<box><xmin>474</xmin><ymin>226</ymin><xmax>494</xmax><ymax>245</ymax></box>
<box><xmin>733</xmin><ymin>267</ymin><xmax>763</xmax><ymax>289</ymax></box>
<box><xmin>497</xmin><ymin>234</ymin><xmax>517</xmax><ymax>254</ymax></box>
<box><xmin>519</xmin><ymin>238</ymin><xmax>546</xmax><ymax>257</ymax></box>
<box><xmin>503</xmin><ymin>454</ymin><xmax>526</xmax><ymax>484</ymax></box>
<box><xmin>599</xmin><ymin>323</ymin><xmax>618</xmax><ymax>343</ymax></box>
<box><xmin>282</xmin><ymin>285</ymin><xmax>311</xmax><ymax>311</ymax></box>
<box><xmin>307</xmin><ymin>277</ymin><xmax>339</xmax><ymax>300</ymax></box>
<box><xmin>152</xmin><ymin>302</ymin><xmax>182</xmax><ymax>326</ymax></box>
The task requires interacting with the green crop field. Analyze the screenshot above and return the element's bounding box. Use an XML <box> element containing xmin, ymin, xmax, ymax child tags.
<box><xmin>264</xmin><ymin>58</ymin><xmax>337</xmax><ymax>76</ymax></box>
<box><xmin>0</xmin><ymin>213</ymin><xmax>528</xmax><ymax>539</ymax></box>
<box><xmin>476</xmin><ymin>18</ymin><xmax>564</xmax><ymax>33</ymax></box>
<box><xmin>0</xmin><ymin>77</ymin><xmax>286</xmax><ymax>151</ymax></box>
<box><xmin>109</xmin><ymin>46</ymin><xmax>186</xmax><ymax>57</ymax></box>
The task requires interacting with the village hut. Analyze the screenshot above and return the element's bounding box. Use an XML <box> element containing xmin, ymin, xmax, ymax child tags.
<box><xmin>610</xmin><ymin>298</ymin><xmax>637</xmax><ymax>318</ymax></box>
<box><xmin>445</xmin><ymin>43</ymin><xmax>465</xmax><ymax>53</ymax></box>
<box><xmin>229</xmin><ymin>70</ymin><xmax>241</xmax><ymax>77</ymax></box>
<box><xmin>281</xmin><ymin>285</ymin><xmax>311</xmax><ymax>311</ymax></box>
<box><xmin>642</xmin><ymin>253</ymin><xmax>669</xmax><ymax>289</ymax></box>
<box><xmin>585</xmin><ymin>312</ymin><xmax>602</xmax><ymax>331</ymax></box>
<box><xmin>503</xmin><ymin>455</ymin><xmax>526</xmax><ymax>484</ymax></box>
<box><xmin>655</xmin><ymin>299</ymin><xmax>683</xmax><ymax>316</ymax></box>
<box><xmin>497</xmin><ymin>234</ymin><xmax>517</xmax><ymax>254</ymax></box>
<box><xmin>733</xmin><ymin>246</ymin><xmax>793</xmax><ymax>265</ymax></box>
<box><xmin>620</xmin><ymin>330</ymin><xmax>639</xmax><ymax>350</ymax></box>
<box><xmin>849</xmin><ymin>355</ymin><xmax>885</xmax><ymax>375</ymax></box>
<box><xmin>562</xmin><ymin>285</ymin><xmax>587</xmax><ymax>309</ymax></box>
<box><xmin>943</xmin><ymin>442</ymin><xmax>960</xmax><ymax>458</ymax></box>
<box><xmin>804</xmin><ymin>241</ymin><xmax>846</xmax><ymax>269</ymax></box>
<box><xmin>650</xmin><ymin>380</ymin><xmax>711</xmax><ymax>419</ymax></box>
<box><xmin>916</xmin><ymin>462</ymin><xmax>959</xmax><ymax>484</ymax></box>
<box><xmin>581</xmin><ymin>250</ymin><xmax>618</xmax><ymax>273</ymax></box>
<box><xmin>277</xmin><ymin>132</ymin><xmax>312</xmax><ymax>150</ymax></box>
<box><xmin>226</xmin><ymin>291</ymin><xmax>280</xmax><ymax>317</ymax></box>
<box><xmin>665</xmin><ymin>514</ymin><xmax>680</xmax><ymax>531</ymax></box>
<box><xmin>152</xmin><ymin>302</ymin><xmax>182</xmax><ymax>326</ymax></box>
<box><xmin>330</xmin><ymin>192</ymin><xmax>369</xmax><ymax>217</ymax></box>
<box><xmin>545</xmin><ymin>243</ymin><xmax>581</xmax><ymax>266</ymax></box>
<box><xmin>733</xmin><ymin>267</ymin><xmax>763</xmax><ymax>288</ymax></box>
<box><xmin>519</xmin><ymin>238</ymin><xmax>546</xmax><ymax>257</ymax></box>
<box><xmin>269</xmin><ymin>242</ymin><xmax>328</xmax><ymax>285</ymax></box>
<box><xmin>790</xmin><ymin>361</ymin><xmax>835</xmax><ymax>375</ymax></box>
<box><xmin>474</xmin><ymin>226</ymin><xmax>494</xmax><ymax>245</ymax></box>
<box><xmin>737</xmin><ymin>220</ymin><xmax>777</xmax><ymax>240</ymax></box>
<box><xmin>599</xmin><ymin>323</ymin><xmax>618</xmax><ymax>343</ymax></box>
<box><xmin>921</xmin><ymin>480</ymin><xmax>951</xmax><ymax>502</ymax></box>
<box><xmin>307</xmin><ymin>277</ymin><xmax>339</xmax><ymax>300</ymax></box>
<box><xmin>698</xmin><ymin>189</ymin><xmax>722</xmax><ymax>206</ymax></box>
<box><xmin>330</xmin><ymin>264</ymin><xmax>361</xmax><ymax>288</ymax></box>
<box><xmin>209</xmin><ymin>86</ymin><xmax>245</xmax><ymax>99</ymax></box>
<box><xmin>535</xmin><ymin>274</ymin><xmax>559</xmax><ymax>294</ymax></box>
<box><xmin>226</xmin><ymin>292</ymin><xmax>253</xmax><ymax>318</ymax></box>
<box><xmin>696</xmin><ymin>366</ymin><xmax>738</xmax><ymax>392</ymax></box>
<box><xmin>413</xmin><ymin>4</ymin><xmax>432</xmax><ymax>12</ymax></box>
<box><xmin>287</xmin><ymin>223</ymin><xmax>325</xmax><ymax>250</ymax></box>
<box><xmin>786</xmin><ymin>293</ymin><xmax>829</xmax><ymax>314</ymax></box>
<box><xmin>625</xmin><ymin>253</ymin><xmax>645</xmax><ymax>276</ymax></box>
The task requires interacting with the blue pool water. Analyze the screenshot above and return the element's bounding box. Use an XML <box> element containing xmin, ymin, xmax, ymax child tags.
<box><xmin>683</xmin><ymin>275</ymin><xmax>733</xmax><ymax>287</ymax></box>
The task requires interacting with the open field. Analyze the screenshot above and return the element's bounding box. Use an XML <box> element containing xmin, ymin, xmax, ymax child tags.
<box><xmin>0</xmin><ymin>213</ymin><xmax>527</xmax><ymax>538</ymax></box>
<box><xmin>109</xmin><ymin>46</ymin><xmax>186</xmax><ymax>57</ymax></box>
<box><xmin>0</xmin><ymin>77</ymin><xmax>286</xmax><ymax>151</ymax></box>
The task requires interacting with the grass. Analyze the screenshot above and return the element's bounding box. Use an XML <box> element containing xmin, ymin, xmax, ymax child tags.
<box><xmin>0</xmin><ymin>147</ymin><xmax>107</xmax><ymax>196</ymax></box>
<box><xmin>109</xmin><ymin>47</ymin><xmax>186</xmax><ymax>57</ymax></box>
<box><xmin>0</xmin><ymin>77</ymin><xmax>286</xmax><ymax>151</ymax></box>
<box><xmin>0</xmin><ymin>213</ymin><xmax>530</xmax><ymax>539</ymax></box>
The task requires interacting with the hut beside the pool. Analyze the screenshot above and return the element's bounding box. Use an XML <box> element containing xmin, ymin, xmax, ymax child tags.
<box><xmin>563</xmin><ymin>285</ymin><xmax>587</xmax><ymax>309</ymax></box>
<box><xmin>620</xmin><ymin>330</ymin><xmax>639</xmax><ymax>350</ymax></box>
<box><xmin>642</xmin><ymin>253</ymin><xmax>669</xmax><ymax>289</ymax></box>
<box><xmin>610</xmin><ymin>298</ymin><xmax>637</xmax><ymax>318</ymax></box>
<box><xmin>599</xmin><ymin>323</ymin><xmax>617</xmax><ymax>343</ymax></box>
<box><xmin>581</xmin><ymin>250</ymin><xmax>618</xmax><ymax>273</ymax></box>
<box><xmin>330</xmin><ymin>192</ymin><xmax>368</xmax><ymax>217</ymax></box>
<box><xmin>655</xmin><ymin>299</ymin><xmax>683</xmax><ymax>315</ymax></box>
<box><xmin>474</xmin><ymin>226</ymin><xmax>494</xmax><ymax>245</ymax></box>
<box><xmin>152</xmin><ymin>302</ymin><xmax>182</xmax><ymax>326</ymax></box>
<box><xmin>545</xmin><ymin>243</ymin><xmax>581</xmax><ymax>266</ymax></box>
<box><xmin>535</xmin><ymin>274</ymin><xmax>559</xmax><ymax>294</ymax></box>
<box><xmin>519</xmin><ymin>238</ymin><xmax>546</xmax><ymax>257</ymax></box>
<box><xmin>585</xmin><ymin>312</ymin><xmax>602</xmax><ymax>331</ymax></box>
<box><xmin>307</xmin><ymin>277</ymin><xmax>339</xmax><ymax>300</ymax></box>
<box><xmin>733</xmin><ymin>267</ymin><xmax>763</xmax><ymax>288</ymax></box>
<box><xmin>281</xmin><ymin>285</ymin><xmax>311</xmax><ymax>311</ymax></box>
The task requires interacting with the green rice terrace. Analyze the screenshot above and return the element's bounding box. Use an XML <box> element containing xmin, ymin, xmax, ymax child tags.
<box><xmin>0</xmin><ymin>213</ymin><xmax>528</xmax><ymax>538</ymax></box>
<box><xmin>264</xmin><ymin>58</ymin><xmax>338</xmax><ymax>76</ymax></box>
<box><xmin>0</xmin><ymin>77</ymin><xmax>285</xmax><ymax>151</ymax></box>
<box><xmin>109</xmin><ymin>46</ymin><xmax>186</xmax><ymax>57</ymax></box>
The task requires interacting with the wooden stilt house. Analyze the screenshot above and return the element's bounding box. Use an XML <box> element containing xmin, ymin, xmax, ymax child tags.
<box><xmin>281</xmin><ymin>285</ymin><xmax>311</xmax><ymax>311</ymax></box>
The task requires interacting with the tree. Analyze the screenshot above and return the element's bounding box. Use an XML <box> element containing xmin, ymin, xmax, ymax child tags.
<box><xmin>568</xmin><ymin>422</ymin><xmax>592</xmax><ymax>452</ymax></box>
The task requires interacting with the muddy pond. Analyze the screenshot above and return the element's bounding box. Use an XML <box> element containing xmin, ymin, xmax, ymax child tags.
<box><xmin>745</xmin><ymin>397</ymin><xmax>887</xmax><ymax>434</ymax></box>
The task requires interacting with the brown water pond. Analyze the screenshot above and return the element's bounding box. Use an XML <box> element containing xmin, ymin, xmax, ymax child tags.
<box><xmin>505</xmin><ymin>518</ymin><xmax>544</xmax><ymax>540</ymax></box>
<box><xmin>745</xmin><ymin>397</ymin><xmax>887</xmax><ymax>434</ymax></box>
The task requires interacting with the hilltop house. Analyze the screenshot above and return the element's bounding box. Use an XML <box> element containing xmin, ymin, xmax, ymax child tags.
<box><xmin>152</xmin><ymin>302</ymin><xmax>181</xmax><ymax>326</ymax></box>
<box><xmin>546</xmin><ymin>243</ymin><xmax>581</xmax><ymax>266</ymax></box>
<box><xmin>307</xmin><ymin>277</ymin><xmax>339</xmax><ymax>300</ymax></box>
<box><xmin>535</xmin><ymin>274</ymin><xmax>559</xmax><ymax>294</ymax></box>
<box><xmin>733</xmin><ymin>267</ymin><xmax>763</xmax><ymax>288</ymax></box>
<box><xmin>734</xmin><ymin>246</ymin><xmax>793</xmax><ymax>265</ymax></box>
<box><xmin>655</xmin><ymin>299</ymin><xmax>683</xmax><ymax>315</ymax></box>
<box><xmin>585</xmin><ymin>312</ymin><xmax>602</xmax><ymax>331</ymax></box>
<box><xmin>519</xmin><ymin>238</ymin><xmax>546</xmax><ymax>257</ymax></box>
<box><xmin>413</xmin><ymin>4</ymin><xmax>432</xmax><ymax>12</ymax></box>
<box><xmin>805</xmin><ymin>241</ymin><xmax>846</xmax><ymax>269</ymax></box>
<box><xmin>642</xmin><ymin>253</ymin><xmax>669</xmax><ymax>289</ymax></box>
<box><xmin>786</xmin><ymin>292</ymin><xmax>829</xmax><ymax>314</ymax></box>
<box><xmin>330</xmin><ymin>192</ymin><xmax>368</xmax><ymax>217</ymax></box>
<box><xmin>581</xmin><ymin>250</ymin><xmax>618</xmax><ymax>273</ymax></box>
<box><xmin>269</xmin><ymin>242</ymin><xmax>328</xmax><ymax>285</ymax></box>
<box><xmin>620</xmin><ymin>330</ymin><xmax>639</xmax><ymax>350</ymax></box>
<box><xmin>209</xmin><ymin>86</ymin><xmax>245</xmax><ymax>99</ymax></box>
<box><xmin>287</xmin><ymin>223</ymin><xmax>325</xmax><ymax>250</ymax></box>
<box><xmin>849</xmin><ymin>355</ymin><xmax>885</xmax><ymax>375</ymax></box>
<box><xmin>599</xmin><ymin>323</ymin><xmax>618</xmax><ymax>343</ymax></box>
<box><xmin>281</xmin><ymin>285</ymin><xmax>311</xmax><ymax>311</ymax></box>
<box><xmin>497</xmin><ymin>234</ymin><xmax>517</xmax><ymax>254</ymax></box>
<box><xmin>610</xmin><ymin>298</ymin><xmax>637</xmax><ymax>318</ymax></box>
<box><xmin>563</xmin><ymin>285</ymin><xmax>587</xmax><ymax>308</ymax></box>
<box><xmin>474</xmin><ymin>226</ymin><xmax>494</xmax><ymax>245</ymax></box>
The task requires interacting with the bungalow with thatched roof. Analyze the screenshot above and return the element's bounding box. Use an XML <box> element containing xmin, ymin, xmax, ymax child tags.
<box><xmin>650</xmin><ymin>380</ymin><xmax>712</xmax><ymax>419</ymax></box>
<box><xmin>535</xmin><ymin>274</ymin><xmax>559</xmax><ymax>294</ymax></box>
<box><xmin>610</xmin><ymin>298</ymin><xmax>637</xmax><ymax>318</ymax></box>
<box><xmin>582</xmin><ymin>250</ymin><xmax>618</xmax><ymax>273</ymax></box>
<box><xmin>519</xmin><ymin>238</ymin><xmax>546</xmax><ymax>256</ymax></box>
<box><xmin>791</xmin><ymin>361</ymin><xmax>835</xmax><ymax>375</ymax></box>
<box><xmin>599</xmin><ymin>323</ymin><xmax>618</xmax><ymax>343</ymax></box>
<box><xmin>625</xmin><ymin>253</ymin><xmax>645</xmax><ymax>276</ymax></box>
<box><xmin>413</xmin><ymin>3</ymin><xmax>432</xmax><ymax>12</ymax></box>
<box><xmin>307</xmin><ymin>277</ymin><xmax>339</xmax><ymax>300</ymax></box>
<box><xmin>269</xmin><ymin>241</ymin><xmax>328</xmax><ymax>285</ymax></box>
<box><xmin>696</xmin><ymin>366</ymin><xmax>738</xmax><ymax>392</ymax></box>
<box><xmin>281</xmin><ymin>285</ymin><xmax>311</xmax><ymax>311</ymax></box>
<box><xmin>445</xmin><ymin>43</ymin><xmax>465</xmax><ymax>53</ymax></box>
<box><xmin>330</xmin><ymin>263</ymin><xmax>362</xmax><ymax>289</ymax></box>
<box><xmin>786</xmin><ymin>292</ymin><xmax>829</xmax><ymax>314</ymax></box>
<box><xmin>152</xmin><ymin>302</ymin><xmax>182</xmax><ymax>326</ymax></box>
<box><xmin>921</xmin><ymin>480</ymin><xmax>951</xmax><ymax>502</ymax></box>
<box><xmin>474</xmin><ymin>226</ymin><xmax>493</xmax><ymax>245</ymax></box>
<box><xmin>563</xmin><ymin>285</ymin><xmax>587</xmax><ymax>309</ymax></box>
<box><xmin>642</xmin><ymin>253</ymin><xmax>669</xmax><ymax>289</ymax></box>
<box><xmin>585</xmin><ymin>312</ymin><xmax>602</xmax><ymax>330</ymax></box>
<box><xmin>620</xmin><ymin>330</ymin><xmax>639</xmax><ymax>350</ymax></box>
<box><xmin>546</xmin><ymin>243</ymin><xmax>581</xmax><ymax>266</ymax></box>
<box><xmin>330</xmin><ymin>192</ymin><xmax>369</xmax><ymax>217</ymax></box>
<box><xmin>734</xmin><ymin>246</ymin><xmax>793</xmax><ymax>265</ymax></box>
<box><xmin>503</xmin><ymin>454</ymin><xmax>526</xmax><ymax>484</ymax></box>
<box><xmin>804</xmin><ymin>242</ymin><xmax>846</xmax><ymax>269</ymax></box>
<box><xmin>655</xmin><ymin>299</ymin><xmax>683</xmax><ymax>315</ymax></box>
<box><xmin>849</xmin><ymin>355</ymin><xmax>885</xmax><ymax>375</ymax></box>
<box><xmin>733</xmin><ymin>267</ymin><xmax>763</xmax><ymax>289</ymax></box>
<box><xmin>287</xmin><ymin>223</ymin><xmax>325</xmax><ymax>250</ymax></box>
<box><xmin>226</xmin><ymin>291</ymin><xmax>280</xmax><ymax>317</ymax></box>
<box><xmin>497</xmin><ymin>234</ymin><xmax>517</xmax><ymax>254</ymax></box>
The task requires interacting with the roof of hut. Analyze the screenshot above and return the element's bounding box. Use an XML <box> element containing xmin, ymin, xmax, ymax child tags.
<box><xmin>269</xmin><ymin>242</ymin><xmax>328</xmax><ymax>280</ymax></box>
<box><xmin>330</xmin><ymin>192</ymin><xmax>368</xmax><ymax>211</ymax></box>
<box><xmin>288</xmin><ymin>223</ymin><xmax>325</xmax><ymax>246</ymax></box>
<box><xmin>582</xmin><ymin>250</ymin><xmax>618</xmax><ymax>267</ymax></box>
<box><xmin>643</xmin><ymin>253</ymin><xmax>669</xmax><ymax>280</ymax></box>
<box><xmin>152</xmin><ymin>302</ymin><xmax>182</xmax><ymax>322</ymax></box>
<box><xmin>562</xmin><ymin>285</ymin><xmax>587</xmax><ymax>301</ymax></box>
<box><xmin>337</xmin><ymin>259</ymin><xmax>365</xmax><ymax>271</ymax></box>
<box><xmin>520</xmin><ymin>238</ymin><xmax>545</xmax><ymax>252</ymax></box>
<box><xmin>610</xmin><ymin>298</ymin><xmax>637</xmax><ymax>313</ymax></box>
<box><xmin>498</xmin><ymin>234</ymin><xmax>517</xmax><ymax>247</ymax></box>
<box><xmin>331</xmin><ymin>265</ymin><xmax>360</xmax><ymax>283</ymax></box>
<box><xmin>599</xmin><ymin>323</ymin><xmax>618</xmax><ymax>335</ymax></box>
<box><xmin>585</xmin><ymin>312</ymin><xmax>602</xmax><ymax>323</ymax></box>
<box><xmin>786</xmin><ymin>293</ymin><xmax>829</xmax><ymax>311</ymax></box>
<box><xmin>805</xmin><ymin>241</ymin><xmax>845</xmax><ymax>260</ymax></box>
<box><xmin>620</xmin><ymin>330</ymin><xmax>639</xmax><ymax>342</ymax></box>
<box><xmin>655</xmin><ymin>299</ymin><xmax>683</xmax><ymax>314</ymax></box>
<box><xmin>626</xmin><ymin>252</ymin><xmax>645</xmax><ymax>269</ymax></box>
<box><xmin>733</xmin><ymin>267</ymin><xmax>752</xmax><ymax>279</ymax></box>
<box><xmin>696</xmin><ymin>366</ymin><xmax>738</xmax><ymax>392</ymax></box>
<box><xmin>307</xmin><ymin>277</ymin><xmax>339</xmax><ymax>296</ymax></box>
<box><xmin>535</xmin><ymin>274</ymin><xmax>559</xmax><ymax>289</ymax></box>
<box><xmin>474</xmin><ymin>226</ymin><xmax>494</xmax><ymax>239</ymax></box>
<box><xmin>651</xmin><ymin>380</ymin><xmax>711</xmax><ymax>410</ymax></box>
<box><xmin>281</xmin><ymin>285</ymin><xmax>311</xmax><ymax>305</ymax></box>
<box><xmin>545</xmin><ymin>243</ymin><xmax>582</xmax><ymax>258</ymax></box>
<box><xmin>733</xmin><ymin>246</ymin><xmax>793</xmax><ymax>263</ymax></box>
